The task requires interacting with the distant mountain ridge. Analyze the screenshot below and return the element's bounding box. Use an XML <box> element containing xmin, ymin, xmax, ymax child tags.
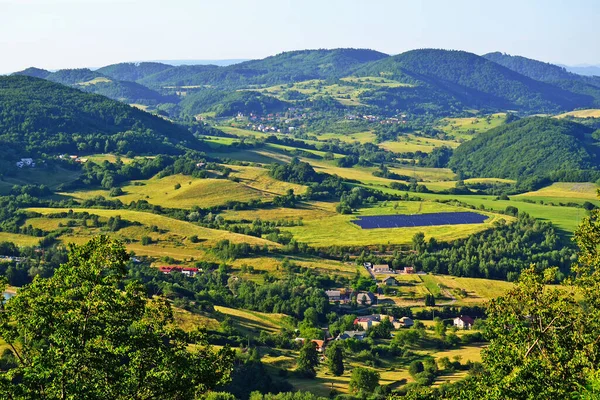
<box><xmin>12</xmin><ymin>67</ymin><xmax>169</xmax><ymax>105</ymax></box>
<box><xmin>355</xmin><ymin>49</ymin><xmax>593</xmax><ymax>113</ymax></box>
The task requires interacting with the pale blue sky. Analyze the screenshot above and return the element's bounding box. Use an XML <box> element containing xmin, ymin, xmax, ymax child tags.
<box><xmin>1</xmin><ymin>0</ymin><xmax>598</xmax><ymax>74</ymax></box>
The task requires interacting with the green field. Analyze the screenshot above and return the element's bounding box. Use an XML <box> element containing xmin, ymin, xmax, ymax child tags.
<box><xmin>282</xmin><ymin>201</ymin><xmax>508</xmax><ymax>247</ymax></box>
<box><xmin>554</xmin><ymin>109</ymin><xmax>600</xmax><ymax>119</ymax></box>
<box><xmin>436</xmin><ymin>113</ymin><xmax>507</xmax><ymax>139</ymax></box>
<box><xmin>379</xmin><ymin>134</ymin><xmax>460</xmax><ymax>154</ymax></box>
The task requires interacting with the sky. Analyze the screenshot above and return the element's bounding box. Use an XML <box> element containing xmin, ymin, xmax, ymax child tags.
<box><xmin>1</xmin><ymin>0</ymin><xmax>599</xmax><ymax>74</ymax></box>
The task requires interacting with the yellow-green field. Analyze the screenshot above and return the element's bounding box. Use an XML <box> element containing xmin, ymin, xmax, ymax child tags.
<box><xmin>379</xmin><ymin>134</ymin><xmax>460</xmax><ymax>154</ymax></box>
<box><xmin>214</xmin><ymin>305</ymin><xmax>290</xmax><ymax>334</ymax></box>
<box><xmin>516</xmin><ymin>182</ymin><xmax>598</xmax><ymax>201</ymax></box>
<box><xmin>256</xmin><ymin>79</ymin><xmax>369</xmax><ymax>106</ymax></box>
<box><xmin>554</xmin><ymin>109</ymin><xmax>600</xmax><ymax>119</ymax></box>
<box><xmin>26</xmin><ymin>207</ymin><xmax>277</xmax><ymax>249</ymax></box>
<box><xmin>317</xmin><ymin>131</ymin><xmax>377</xmax><ymax>144</ymax></box>
<box><xmin>282</xmin><ymin>201</ymin><xmax>508</xmax><ymax>247</ymax></box>
<box><xmin>436</xmin><ymin>113</ymin><xmax>507</xmax><ymax>139</ymax></box>
<box><xmin>63</xmin><ymin>167</ymin><xmax>305</xmax><ymax>209</ymax></box>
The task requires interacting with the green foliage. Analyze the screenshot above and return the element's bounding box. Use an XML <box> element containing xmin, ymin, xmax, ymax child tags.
<box><xmin>394</xmin><ymin>213</ymin><xmax>573</xmax><ymax>280</ymax></box>
<box><xmin>269</xmin><ymin>158</ymin><xmax>322</xmax><ymax>184</ymax></box>
<box><xmin>325</xmin><ymin>342</ymin><xmax>344</xmax><ymax>376</ymax></box>
<box><xmin>449</xmin><ymin>117</ymin><xmax>595</xmax><ymax>180</ymax></box>
<box><xmin>96</xmin><ymin>62</ymin><xmax>173</xmax><ymax>82</ymax></box>
<box><xmin>180</xmin><ymin>89</ymin><xmax>289</xmax><ymax>117</ymax></box>
<box><xmin>349</xmin><ymin>367</ymin><xmax>380</xmax><ymax>394</ymax></box>
<box><xmin>296</xmin><ymin>341</ymin><xmax>319</xmax><ymax>378</ymax></box>
<box><xmin>357</xmin><ymin>49</ymin><xmax>592</xmax><ymax>112</ymax></box>
<box><xmin>0</xmin><ymin>236</ymin><xmax>235</xmax><ymax>399</ymax></box>
<box><xmin>0</xmin><ymin>76</ymin><xmax>204</xmax><ymax>158</ymax></box>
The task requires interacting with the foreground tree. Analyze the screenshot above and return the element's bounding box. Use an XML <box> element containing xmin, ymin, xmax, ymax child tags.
<box><xmin>349</xmin><ymin>367</ymin><xmax>380</xmax><ymax>394</ymax></box>
<box><xmin>325</xmin><ymin>342</ymin><xmax>344</xmax><ymax>376</ymax></box>
<box><xmin>0</xmin><ymin>236</ymin><xmax>234</xmax><ymax>399</ymax></box>
<box><xmin>296</xmin><ymin>341</ymin><xmax>319</xmax><ymax>378</ymax></box>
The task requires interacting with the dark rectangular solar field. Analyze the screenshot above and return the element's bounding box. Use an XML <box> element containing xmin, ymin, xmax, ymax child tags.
<box><xmin>352</xmin><ymin>212</ymin><xmax>488</xmax><ymax>229</ymax></box>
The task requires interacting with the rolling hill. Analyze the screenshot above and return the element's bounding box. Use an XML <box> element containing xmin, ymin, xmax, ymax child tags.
<box><xmin>483</xmin><ymin>52</ymin><xmax>600</xmax><ymax>106</ymax></box>
<box><xmin>355</xmin><ymin>49</ymin><xmax>594</xmax><ymax>113</ymax></box>
<box><xmin>96</xmin><ymin>62</ymin><xmax>174</xmax><ymax>82</ymax></box>
<box><xmin>448</xmin><ymin>117</ymin><xmax>596</xmax><ymax>180</ymax></box>
<box><xmin>138</xmin><ymin>48</ymin><xmax>390</xmax><ymax>88</ymax></box>
<box><xmin>13</xmin><ymin>67</ymin><xmax>169</xmax><ymax>105</ymax></box>
<box><xmin>0</xmin><ymin>75</ymin><xmax>204</xmax><ymax>159</ymax></box>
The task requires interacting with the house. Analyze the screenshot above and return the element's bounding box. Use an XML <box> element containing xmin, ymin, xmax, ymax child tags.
<box><xmin>158</xmin><ymin>266</ymin><xmax>200</xmax><ymax>277</ymax></box>
<box><xmin>372</xmin><ymin>264</ymin><xmax>393</xmax><ymax>275</ymax></box>
<box><xmin>325</xmin><ymin>290</ymin><xmax>341</xmax><ymax>302</ymax></box>
<box><xmin>454</xmin><ymin>315</ymin><xmax>475</xmax><ymax>330</ymax></box>
<box><xmin>400</xmin><ymin>266</ymin><xmax>415</xmax><ymax>274</ymax></box>
<box><xmin>356</xmin><ymin>291</ymin><xmax>377</xmax><ymax>306</ymax></box>
<box><xmin>399</xmin><ymin>317</ymin><xmax>414</xmax><ymax>328</ymax></box>
<box><xmin>311</xmin><ymin>339</ymin><xmax>325</xmax><ymax>352</ymax></box>
<box><xmin>336</xmin><ymin>330</ymin><xmax>367</xmax><ymax>341</ymax></box>
<box><xmin>354</xmin><ymin>315</ymin><xmax>380</xmax><ymax>330</ymax></box>
<box><xmin>382</xmin><ymin>276</ymin><xmax>399</xmax><ymax>286</ymax></box>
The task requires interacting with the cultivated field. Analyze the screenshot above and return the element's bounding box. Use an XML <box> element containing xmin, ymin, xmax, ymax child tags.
<box><xmin>554</xmin><ymin>109</ymin><xmax>600</xmax><ymax>119</ymax></box>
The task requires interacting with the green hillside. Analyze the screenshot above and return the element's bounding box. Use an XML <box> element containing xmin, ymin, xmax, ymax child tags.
<box><xmin>139</xmin><ymin>48</ymin><xmax>389</xmax><ymax>88</ymax></box>
<box><xmin>0</xmin><ymin>75</ymin><xmax>203</xmax><ymax>158</ymax></box>
<box><xmin>14</xmin><ymin>68</ymin><xmax>168</xmax><ymax>104</ymax></box>
<box><xmin>356</xmin><ymin>49</ymin><xmax>593</xmax><ymax>112</ymax></box>
<box><xmin>449</xmin><ymin>117</ymin><xmax>596</xmax><ymax>179</ymax></box>
<box><xmin>96</xmin><ymin>62</ymin><xmax>173</xmax><ymax>81</ymax></box>
<box><xmin>179</xmin><ymin>89</ymin><xmax>289</xmax><ymax>117</ymax></box>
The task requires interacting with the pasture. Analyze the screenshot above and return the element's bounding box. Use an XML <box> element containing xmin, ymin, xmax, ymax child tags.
<box><xmin>436</xmin><ymin>113</ymin><xmax>507</xmax><ymax>139</ymax></box>
<box><xmin>379</xmin><ymin>134</ymin><xmax>459</xmax><ymax>154</ymax></box>
<box><xmin>26</xmin><ymin>207</ymin><xmax>277</xmax><ymax>249</ymax></box>
<box><xmin>282</xmin><ymin>201</ymin><xmax>506</xmax><ymax>247</ymax></box>
<box><xmin>554</xmin><ymin>109</ymin><xmax>600</xmax><ymax>119</ymax></box>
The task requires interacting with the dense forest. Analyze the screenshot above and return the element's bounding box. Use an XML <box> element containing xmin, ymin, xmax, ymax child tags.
<box><xmin>448</xmin><ymin>117</ymin><xmax>597</xmax><ymax>180</ymax></box>
<box><xmin>0</xmin><ymin>76</ymin><xmax>206</xmax><ymax>159</ymax></box>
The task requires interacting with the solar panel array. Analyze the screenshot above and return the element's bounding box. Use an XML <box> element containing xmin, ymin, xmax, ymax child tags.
<box><xmin>352</xmin><ymin>212</ymin><xmax>488</xmax><ymax>229</ymax></box>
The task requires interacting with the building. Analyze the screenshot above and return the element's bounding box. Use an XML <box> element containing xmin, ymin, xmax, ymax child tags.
<box><xmin>400</xmin><ymin>266</ymin><xmax>415</xmax><ymax>274</ymax></box>
<box><xmin>293</xmin><ymin>338</ymin><xmax>326</xmax><ymax>352</ymax></box>
<box><xmin>325</xmin><ymin>290</ymin><xmax>341</xmax><ymax>302</ymax></box>
<box><xmin>354</xmin><ymin>315</ymin><xmax>380</xmax><ymax>330</ymax></box>
<box><xmin>382</xmin><ymin>276</ymin><xmax>399</xmax><ymax>286</ymax></box>
<box><xmin>454</xmin><ymin>315</ymin><xmax>475</xmax><ymax>330</ymax></box>
<box><xmin>372</xmin><ymin>264</ymin><xmax>393</xmax><ymax>274</ymax></box>
<box><xmin>399</xmin><ymin>317</ymin><xmax>414</xmax><ymax>328</ymax></box>
<box><xmin>356</xmin><ymin>291</ymin><xmax>377</xmax><ymax>306</ymax></box>
<box><xmin>336</xmin><ymin>330</ymin><xmax>367</xmax><ymax>341</ymax></box>
<box><xmin>158</xmin><ymin>266</ymin><xmax>200</xmax><ymax>277</ymax></box>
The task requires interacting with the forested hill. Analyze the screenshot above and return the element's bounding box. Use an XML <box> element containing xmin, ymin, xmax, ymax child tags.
<box><xmin>13</xmin><ymin>67</ymin><xmax>169</xmax><ymax>105</ymax></box>
<box><xmin>483</xmin><ymin>52</ymin><xmax>600</xmax><ymax>86</ymax></box>
<box><xmin>96</xmin><ymin>62</ymin><xmax>173</xmax><ymax>82</ymax></box>
<box><xmin>355</xmin><ymin>49</ymin><xmax>594</xmax><ymax>113</ymax></box>
<box><xmin>138</xmin><ymin>48</ymin><xmax>389</xmax><ymax>88</ymax></box>
<box><xmin>448</xmin><ymin>117</ymin><xmax>596</xmax><ymax>180</ymax></box>
<box><xmin>483</xmin><ymin>52</ymin><xmax>600</xmax><ymax>106</ymax></box>
<box><xmin>0</xmin><ymin>76</ymin><xmax>203</xmax><ymax>158</ymax></box>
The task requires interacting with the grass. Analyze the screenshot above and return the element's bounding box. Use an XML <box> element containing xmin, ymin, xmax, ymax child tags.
<box><xmin>317</xmin><ymin>131</ymin><xmax>377</xmax><ymax>144</ymax></box>
<box><xmin>172</xmin><ymin>307</ymin><xmax>220</xmax><ymax>331</ymax></box>
<box><xmin>340</xmin><ymin>76</ymin><xmax>415</xmax><ymax>88</ymax></box>
<box><xmin>230</xmin><ymin>253</ymin><xmax>362</xmax><ymax>278</ymax></box>
<box><xmin>282</xmin><ymin>201</ymin><xmax>507</xmax><ymax>248</ymax></box>
<box><xmin>376</xmin><ymin>188</ymin><xmax>588</xmax><ymax>235</ymax></box>
<box><xmin>26</xmin><ymin>207</ymin><xmax>277</xmax><ymax>248</ymax></box>
<box><xmin>554</xmin><ymin>109</ymin><xmax>600</xmax><ymax>119</ymax></box>
<box><xmin>214</xmin><ymin>305</ymin><xmax>289</xmax><ymax>334</ymax></box>
<box><xmin>427</xmin><ymin>275</ymin><xmax>515</xmax><ymax>305</ymax></box>
<box><xmin>222</xmin><ymin>200</ymin><xmax>336</xmax><ymax>222</ymax></box>
<box><xmin>64</xmin><ymin>168</ymin><xmax>303</xmax><ymax>209</ymax></box>
<box><xmin>436</xmin><ymin>113</ymin><xmax>507</xmax><ymax>139</ymax></box>
<box><xmin>0</xmin><ymin>232</ymin><xmax>41</xmax><ymax>247</ymax></box>
<box><xmin>516</xmin><ymin>182</ymin><xmax>598</xmax><ymax>201</ymax></box>
<box><xmin>379</xmin><ymin>134</ymin><xmax>460</xmax><ymax>154</ymax></box>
